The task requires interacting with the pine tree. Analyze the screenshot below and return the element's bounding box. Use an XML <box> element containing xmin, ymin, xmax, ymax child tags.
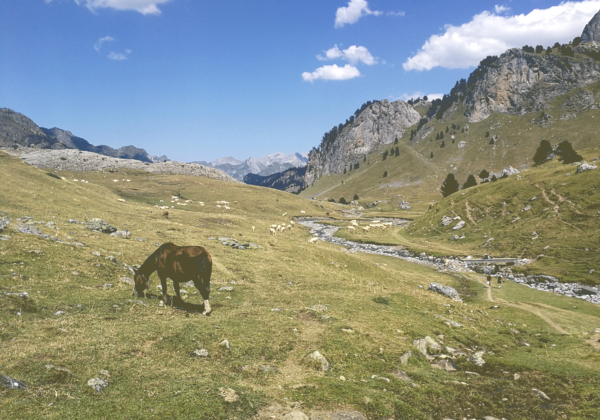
<box><xmin>339</xmin><ymin>197</ymin><xmax>347</xmax><ymax>204</ymax></box>
<box><xmin>463</xmin><ymin>174</ymin><xmax>477</xmax><ymax>189</ymax></box>
<box><xmin>430</xmin><ymin>152</ymin><xmax>434</xmax><ymax>158</ymax></box>
<box><xmin>479</xmin><ymin>169</ymin><xmax>489</xmax><ymax>180</ymax></box>
<box><xmin>555</xmin><ymin>140</ymin><xmax>583</xmax><ymax>164</ymax></box>
<box><xmin>440</xmin><ymin>141</ymin><xmax>445</xmax><ymax>148</ymax></box>
<box><xmin>394</xmin><ymin>146</ymin><xmax>400</xmax><ymax>156</ymax></box>
<box><xmin>441</xmin><ymin>173</ymin><xmax>460</xmax><ymax>197</ymax></box>
<box><xmin>353</xmin><ymin>194</ymin><xmax>359</xmax><ymax>200</ymax></box>
<box><xmin>485</xmin><ymin>131</ymin><xmax>490</xmax><ymax>138</ymax></box>
<box><xmin>394</xmin><ymin>137</ymin><xmax>399</xmax><ymax>144</ymax></box>
<box><xmin>491</xmin><ymin>174</ymin><xmax>498</xmax><ymax>182</ymax></box>
<box><xmin>383</xmin><ymin>171</ymin><xmax>388</xmax><ymax>178</ymax></box>
<box><xmin>533</xmin><ymin>139</ymin><xmax>553</xmax><ymax>165</ymax></box>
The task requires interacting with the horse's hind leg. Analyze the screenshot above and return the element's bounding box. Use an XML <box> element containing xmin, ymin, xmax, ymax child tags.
<box><xmin>192</xmin><ymin>275</ymin><xmax>211</xmax><ymax>315</ymax></box>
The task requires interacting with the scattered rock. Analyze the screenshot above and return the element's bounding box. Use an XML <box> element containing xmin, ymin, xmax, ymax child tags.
<box><xmin>513</xmin><ymin>373</ymin><xmax>520</xmax><ymax>380</ymax></box>
<box><xmin>87</xmin><ymin>377</ymin><xmax>109</xmax><ymax>393</ymax></box>
<box><xmin>391</xmin><ymin>369</ymin><xmax>412</xmax><ymax>382</ymax></box>
<box><xmin>0</xmin><ymin>375</ymin><xmax>26</xmax><ymax>390</ymax></box>
<box><xmin>431</xmin><ymin>359</ymin><xmax>457</xmax><ymax>371</ymax></box>
<box><xmin>441</xmin><ymin>216</ymin><xmax>453</xmax><ymax>226</ymax></box>
<box><xmin>400</xmin><ymin>351</ymin><xmax>412</xmax><ymax>365</ymax></box>
<box><xmin>304</xmin><ymin>350</ymin><xmax>331</xmax><ymax>371</ymax></box>
<box><xmin>190</xmin><ymin>349</ymin><xmax>209</xmax><ymax>358</ymax></box>
<box><xmin>576</xmin><ymin>161</ymin><xmax>598</xmax><ymax>173</ymax></box>
<box><xmin>45</xmin><ymin>364</ymin><xmax>74</xmax><ymax>380</ymax></box>
<box><xmin>330</xmin><ymin>411</ymin><xmax>367</xmax><ymax>420</ymax></box>
<box><xmin>532</xmin><ymin>388</ymin><xmax>551</xmax><ymax>400</ymax></box>
<box><xmin>458</xmin><ymin>141</ymin><xmax>466</xmax><ymax>148</ymax></box>
<box><xmin>465</xmin><ymin>371</ymin><xmax>480</xmax><ymax>376</ymax></box>
<box><xmin>87</xmin><ymin>218</ymin><xmax>117</xmax><ymax>234</ymax></box>
<box><xmin>4</xmin><ymin>292</ymin><xmax>29</xmax><ymax>299</ymax></box>
<box><xmin>283</xmin><ymin>411</ymin><xmax>309</xmax><ymax>420</ymax></box>
<box><xmin>120</xmin><ymin>276</ymin><xmax>134</xmax><ymax>286</ymax></box>
<box><xmin>453</xmin><ymin>221</ymin><xmax>466</xmax><ymax>230</ymax></box>
<box><xmin>259</xmin><ymin>365</ymin><xmax>278</xmax><ymax>373</ymax></box>
<box><xmin>310</xmin><ymin>304</ymin><xmax>328</xmax><ymax>312</ymax></box>
<box><xmin>450</xmin><ymin>234</ymin><xmax>460</xmax><ymax>241</ymax></box>
<box><xmin>218</xmin><ymin>286</ymin><xmax>234</xmax><ymax>292</ymax></box>
<box><xmin>219</xmin><ymin>339</ymin><xmax>230</xmax><ymax>349</ymax></box>
<box><xmin>0</xmin><ymin>216</ymin><xmax>11</xmax><ymax>232</ymax></box>
<box><xmin>218</xmin><ymin>387</ymin><xmax>239</xmax><ymax>403</ymax></box>
<box><xmin>110</xmin><ymin>230</ymin><xmax>131</xmax><ymax>239</ymax></box>
<box><xmin>399</xmin><ymin>200</ymin><xmax>411</xmax><ymax>210</ymax></box>
<box><xmin>468</xmin><ymin>351</ymin><xmax>485</xmax><ymax>367</ymax></box>
<box><xmin>428</xmin><ymin>283</ymin><xmax>462</xmax><ymax>302</ymax></box>
<box><xmin>54</xmin><ymin>311</ymin><xmax>65</xmax><ymax>316</ymax></box>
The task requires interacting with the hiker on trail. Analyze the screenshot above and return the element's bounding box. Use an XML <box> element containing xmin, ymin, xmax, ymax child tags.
<box><xmin>497</xmin><ymin>273</ymin><xmax>503</xmax><ymax>289</ymax></box>
<box><xmin>486</xmin><ymin>273</ymin><xmax>492</xmax><ymax>288</ymax></box>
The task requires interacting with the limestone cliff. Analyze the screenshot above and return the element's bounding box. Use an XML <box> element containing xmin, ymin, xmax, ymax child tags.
<box><xmin>581</xmin><ymin>9</ymin><xmax>600</xmax><ymax>43</ymax></box>
<box><xmin>304</xmin><ymin>99</ymin><xmax>420</xmax><ymax>187</ymax></box>
<box><xmin>462</xmin><ymin>45</ymin><xmax>600</xmax><ymax>123</ymax></box>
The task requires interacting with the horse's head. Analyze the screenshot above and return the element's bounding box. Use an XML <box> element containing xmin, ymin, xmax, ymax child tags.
<box><xmin>133</xmin><ymin>270</ymin><xmax>149</xmax><ymax>297</ymax></box>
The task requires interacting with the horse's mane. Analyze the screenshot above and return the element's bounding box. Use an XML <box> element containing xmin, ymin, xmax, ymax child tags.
<box><xmin>139</xmin><ymin>242</ymin><xmax>174</xmax><ymax>274</ymax></box>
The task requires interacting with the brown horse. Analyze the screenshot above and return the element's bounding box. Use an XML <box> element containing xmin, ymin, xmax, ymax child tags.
<box><xmin>133</xmin><ymin>243</ymin><xmax>213</xmax><ymax>315</ymax></box>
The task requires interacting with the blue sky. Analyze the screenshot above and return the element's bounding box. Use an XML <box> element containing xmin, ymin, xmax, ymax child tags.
<box><xmin>1</xmin><ymin>0</ymin><xmax>599</xmax><ymax>162</ymax></box>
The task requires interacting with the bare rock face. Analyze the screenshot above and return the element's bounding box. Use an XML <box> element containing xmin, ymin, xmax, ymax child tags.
<box><xmin>8</xmin><ymin>148</ymin><xmax>239</xmax><ymax>183</ymax></box>
<box><xmin>304</xmin><ymin>100</ymin><xmax>420</xmax><ymax>187</ymax></box>
<box><xmin>581</xmin><ymin>9</ymin><xmax>600</xmax><ymax>43</ymax></box>
<box><xmin>463</xmin><ymin>47</ymin><xmax>600</xmax><ymax>123</ymax></box>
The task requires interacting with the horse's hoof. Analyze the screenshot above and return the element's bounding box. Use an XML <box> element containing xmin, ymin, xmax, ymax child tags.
<box><xmin>202</xmin><ymin>310</ymin><xmax>212</xmax><ymax>316</ymax></box>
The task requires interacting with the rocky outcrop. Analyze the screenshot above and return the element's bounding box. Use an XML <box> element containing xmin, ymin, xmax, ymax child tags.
<box><xmin>462</xmin><ymin>47</ymin><xmax>600</xmax><ymax>123</ymax></box>
<box><xmin>304</xmin><ymin>100</ymin><xmax>420</xmax><ymax>187</ymax></box>
<box><xmin>0</xmin><ymin>108</ymin><xmax>154</xmax><ymax>162</ymax></box>
<box><xmin>6</xmin><ymin>148</ymin><xmax>238</xmax><ymax>183</ymax></box>
<box><xmin>581</xmin><ymin>10</ymin><xmax>600</xmax><ymax>43</ymax></box>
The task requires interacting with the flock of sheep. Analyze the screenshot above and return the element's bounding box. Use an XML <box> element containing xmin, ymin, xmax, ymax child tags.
<box><xmin>269</xmin><ymin>212</ymin><xmax>295</xmax><ymax>236</ymax></box>
<box><xmin>346</xmin><ymin>219</ymin><xmax>391</xmax><ymax>233</ymax></box>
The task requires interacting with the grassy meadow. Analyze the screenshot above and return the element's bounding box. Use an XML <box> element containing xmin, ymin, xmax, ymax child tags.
<box><xmin>1</xmin><ymin>150</ymin><xmax>600</xmax><ymax>419</ymax></box>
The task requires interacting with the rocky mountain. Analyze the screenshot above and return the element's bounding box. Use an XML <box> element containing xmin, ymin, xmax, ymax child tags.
<box><xmin>5</xmin><ymin>148</ymin><xmax>238</xmax><ymax>183</ymax></box>
<box><xmin>195</xmin><ymin>152</ymin><xmax>308</xmax><ymax>181</ymax></box>
<box><xmin>581</xmin><ymin>9</ymin><xmax>600</xmax><ymax>43</ymax></box>
<box><xmin>0</xmin><ymin>108</ymin><xmax>156</xmax><ymax>162</ymax></box>
<box><xmin>303</xmin><ymin>99</ymin><xmax>421</xmax><ymax>187</ymax></box>
<box><xmin>243</xmin><ymin>166</ymin><xmax>306</xmax><ymax>193</ymax></box>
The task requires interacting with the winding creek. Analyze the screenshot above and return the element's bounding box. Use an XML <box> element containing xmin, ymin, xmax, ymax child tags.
<box><xmin>297</xmin><ymin>217</ymin><xmax>600</xmax><ymax>306</ymax></box>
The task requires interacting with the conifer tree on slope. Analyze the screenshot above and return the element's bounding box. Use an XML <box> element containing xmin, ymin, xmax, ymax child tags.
<box><xmin>441</xmin><ymin>173</ymin><xmax>460</xmax><ymax>197</ymax></box>
<box><xmin>533</xmin><ymin>139</ymin><xmax>553</xmax><ymax>165</ymax></box>
<box><xmin>555</xmin><ymin>140</ymin><xmax>583</xmax><ymax>164</ymax></box>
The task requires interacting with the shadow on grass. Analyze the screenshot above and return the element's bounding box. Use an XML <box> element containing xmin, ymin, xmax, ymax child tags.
<box><xmin>144</xmin><ymin>292</ymin><xmax>223</xmax><ymax>314</ymax></box>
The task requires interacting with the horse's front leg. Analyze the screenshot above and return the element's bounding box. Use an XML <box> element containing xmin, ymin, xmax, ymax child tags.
<box><xmin>159</xmin><ymin>274</ymin><xmax>169</xmax><ymax>304</ymax></box>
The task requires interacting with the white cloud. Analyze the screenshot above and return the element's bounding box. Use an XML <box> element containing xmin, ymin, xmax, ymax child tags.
<box><xmin>317</xmin><ymin>45</ymin><xmax>377</xmax><ymax>65</ymax></box>
<box><xmin>74</xmin><ymin>0</ymin><xmax>172</xmax><ymax>15</ymax></box>
<box><xmin>403</xmin><ymin>0</ymin><xmax>600</xmax><ymax>71</ymax></box>
<box><xmin>395</xmin><ymin>92</ymin><xmax>443</xmax><ymax>101</ymax></box>
<box><xmin>494</xmin><ymin>5</ymin><xmax>510</xmax><ymax>14</ymax></box>
<box><xmin>108</xmin><ymin>49</ymin><xmax>131</xmax><ymax>60</ymax></box>
<box><xmin>94</xmin><ymin>36</ymin><xmax>114</xmax><ymax>51</ymax></box>
<box><xmin>302</xmin><ymin>64</ymin><xmax>361</xmax><ymax>82</ymax></box>
<box><xmin>335</xmin><ymin>0</ymin><xmax>381</xmax><ymax>28</ymax></box>
<box><xmin>387</xmin><ymin>11</ymin><xmax>406</xmax><ymax>17</ymax></box>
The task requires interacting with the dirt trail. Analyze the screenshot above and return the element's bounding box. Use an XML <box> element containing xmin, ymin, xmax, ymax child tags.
<box><xmin>465</xmin><ymin>201</ymin><xmax>477</xmax><ymax>225</ymax></box>
<box><xmin>534</xmin><ymin>183</ymin><xmax>556</xmax><ymax>206</ymax></box>
<box><xmin>478</xmin><ymin>277</ymin><xmax>571</xmax><ymax>335</ymax></box>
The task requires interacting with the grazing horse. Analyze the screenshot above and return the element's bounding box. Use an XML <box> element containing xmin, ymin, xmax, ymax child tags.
<box><xmin>133</xmin><ymin>243</ymin><xmax>213</xmax><ymax>315</ymax></box>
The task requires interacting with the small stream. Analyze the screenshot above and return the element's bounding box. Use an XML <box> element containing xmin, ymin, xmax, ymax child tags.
<box><xmin>297</xmin><ymin>217</ymin><xmax>600</xmax><ymax>305</ymax></box>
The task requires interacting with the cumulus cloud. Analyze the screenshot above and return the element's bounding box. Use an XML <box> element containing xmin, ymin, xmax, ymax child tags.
<box><xmin>302</xmin><ymin>64</ymin><xmax>361</xmax><ymax>82</ymax></box>
<box><xmin>387</xmin><ymin>11</ymin><xmax>406</xmax><ymax>17</ymax></box>
<box><xmin>335</xmin><ymin>0</ymin><xmax>381</xmax><ymax>28</ymax></box>
<box><xmin>74</xmin><ymin>0</ymin><xmax>172</xmax><ymax>15</ymax></box>
<box><xmin>108</xmin><ymin>49</ymin><xmax>131</xmax><ymax>60</ymax></box>
<box><xmin>94</xmin><ymin>36</ymin><xmax>114</xmax><ymax>52</ymax></box>
<box><xmin>317</xmin><ymin>45</ymin><xmax>377</xmax><ymax>65</ymax></box>
<box><xmin>494</xmin><ymin>5</ymin><xmax>510</xmax><ymax>14</ymax></box>
<box><xmin>403</xmin><ymin>0</ymin><xmax>600</xmax><ymax>71</ymax></box>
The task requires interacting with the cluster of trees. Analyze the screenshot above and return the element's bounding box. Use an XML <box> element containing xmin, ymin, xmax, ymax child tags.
<box><xmin>533</xmin><ymin>139</ymin><xmax>582</xmax><ymax>165</ymax></box>
<box><xmin>406</xmin><ymin>96</ymin><xmax>428</xmax><ymax>106</ymax></box>
<box><xmin>440</xmin><ymin>173</ymin><xmax>480</xmax><ymax>197</ymax></box>
<box><xmin>344</xmin><ymin>161</ymin><xmax>361</xmax><ymax>174</ymax></box>
<box><xmin>523</xmin><ymin>36</ymin><xmax>581</xmax><ymax>57</ymax></box>
<box><xmin>382</xmin><ymin>146</ymin><xmax>400</xmax><ymax>160</ymax></box>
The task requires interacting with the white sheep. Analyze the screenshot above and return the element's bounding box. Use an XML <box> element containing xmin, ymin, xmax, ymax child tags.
<box><xmin>252</xmin><ymin>226</ymin><xmax>255</xmax><ymax>233</ymax></box>
<box><xmin>270</xmin><ymin>228</ymin><xmax>276</xmax><ymax>235</ymax></box>
<box><xmin>308</xmin><ymin>237</ymin><xmax>318</xmax><ymax>243</ymax></box>
<box><xmin>362</xmin><ymin>226</ymin><xmax>370</xmax><ymax>233</ymax></box>
<box><xmin>347</xmin><ymin>226</ymin><xmax>355</xmax><ymax>232</ymax></box>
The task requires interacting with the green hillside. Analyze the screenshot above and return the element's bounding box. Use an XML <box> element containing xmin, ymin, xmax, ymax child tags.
<box><xmin>2</xmin><ymin>151</ymin><xmax>600</xmax><ymax>419</ymax></box>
